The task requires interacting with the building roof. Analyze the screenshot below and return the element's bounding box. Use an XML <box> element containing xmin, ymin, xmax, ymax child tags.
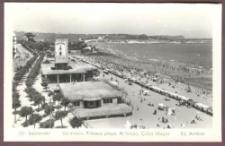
<box><xmin>55</xmin><ymin>38</ymin><xmax>68</xmax><ymax>44</ymax></box>
<box><xmin>60</xmin><ymin>81</ymin><xmax>124</xmax><ymax>101</ymax></box>
<box><xmin>55</xmin><ymin>57</ymin><xmax>68</xmax><ymax>64</ymax></box>
<box><xmin>41</xmin><ymin>61</ymin><xmax>97</xmax><ymax>75</ymax></box>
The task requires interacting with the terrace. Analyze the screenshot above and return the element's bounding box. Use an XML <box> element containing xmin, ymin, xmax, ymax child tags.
<box><xmin>41</xmin><ymin>60</ymin><xmax>99</xmax><ymax>83</ymax></box>
<box><xmin>72</xmin><ymin>103</ymin><xmax>132</xmax><ymax>120</ymax></box>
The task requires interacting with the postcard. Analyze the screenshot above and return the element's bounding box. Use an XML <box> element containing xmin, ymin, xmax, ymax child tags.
<box><xmin>4</xmin><ymin>2</ymin><xmax>222</xmax><ymax>142</ymax></box>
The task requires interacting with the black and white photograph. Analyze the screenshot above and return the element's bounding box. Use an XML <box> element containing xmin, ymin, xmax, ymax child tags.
<box><xmin>4</xmin><ymin>2</ymin><xmax>222</xmax><ymax>142</ymax></box>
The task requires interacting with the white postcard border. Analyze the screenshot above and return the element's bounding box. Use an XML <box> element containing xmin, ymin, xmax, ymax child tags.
<box><xmin>3</xmin><ymin>3</ymin><xmax>222</xmax><ymax>142</ymax></box>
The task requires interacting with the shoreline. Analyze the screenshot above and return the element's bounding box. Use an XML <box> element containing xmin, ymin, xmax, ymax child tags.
<box><xmin>88</xmin><ymin>41</ymin><xmax>212</xmax><ymax>69</ymax></box>
<box><xmin>85</xmin><ymin>41</ymin><xmax>212</xmax><ymax>91</ymax></box>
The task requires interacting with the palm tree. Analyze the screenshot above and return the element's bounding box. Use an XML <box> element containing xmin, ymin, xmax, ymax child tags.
<box><xmin>54</xmin><ymin>111</ymin><xmax>68</xmax><ymax>128</ymax></box>
<box><xmin>12</xmin><ymin>97</ymin><xmax>21</xmax><ymax>123</ymax></box>
<box><xmin>19</xmin><ymin>106</ymin><xmax>33</xmax><ymax>126</ymax></box>
<box><xmin>29</xmin><ymin>113</ymin><xmax>42</xmax><ymax>128</ymax></box>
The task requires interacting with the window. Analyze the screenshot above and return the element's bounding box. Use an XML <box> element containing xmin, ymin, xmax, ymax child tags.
<box><xmin>84</xmin><ymin>100</ymin><xmax>101</xmax><ymax>108</ymax></box>
<box><xmin>103</xmin><ymin>98</ymin><xmax>113</xmax><ymax>104</ymax></box>
<box><xmin>117</xmin><ymin>97</ymin><xmax>123</xmax><ymax>103</ymax></box>
<box><xmin>71</xmin><ymin>74</ymin><xmax>82</xmax><ymax>82</ymax></box>
<box><xmin>73</xmin><ymin>101</ymin><xmax>80</xmax><ymax>106</ymax></box>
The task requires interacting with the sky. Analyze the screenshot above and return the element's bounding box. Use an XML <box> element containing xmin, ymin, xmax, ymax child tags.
<box><xmin>5</xmin><ymin>3</ymin><xmax>221</xmax><ymax>38</ymax></box>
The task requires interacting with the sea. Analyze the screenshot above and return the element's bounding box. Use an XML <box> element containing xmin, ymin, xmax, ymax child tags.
<box><xmin>91</xmin><ymin>42</ymin><xmax>212</xmax><ymax>69</ymax></box>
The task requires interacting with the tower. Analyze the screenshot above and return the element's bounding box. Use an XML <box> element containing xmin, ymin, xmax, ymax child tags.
<box><xmin>54</xmin><ymin>39</ymin><xmax>69</xmax><ymax>69</ymax></box>
<box><xmin>55</xmin><ymin>39</ymin><xmax>68</xmax><ymax>59</ymax></box>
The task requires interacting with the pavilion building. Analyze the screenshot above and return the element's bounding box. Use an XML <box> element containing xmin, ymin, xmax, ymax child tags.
<box><xmin>59</xmin><ymin>81</ymin><xmax>132</xmax><ymax>120</ymax></box>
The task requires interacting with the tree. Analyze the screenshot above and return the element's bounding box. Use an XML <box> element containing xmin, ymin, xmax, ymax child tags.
<box><xmin>28</xmin><ymin>113</ymin><xmax>42</xmax><ymax>128</ymax></box>
<box><xmin>24</xmin><ymin>32</ymin><xmax>36</xmax><ymax>42</ymax></box>
<box><xmin>12</xmin><ymin>97</ymin><xmax>21</xmax><ymax>123</ymax></box>
<box><xmin>19</xmin><ymin>106</ymin><xmax>33</xmax><ymax>126</ymax></box>
<box><xmin>61</xmin><ymin>98</ymin><xmax>70</xmax><ymax>111</ymax></box>
<box><xmin>48</xmin><ymin>91</ymin><xmax>54</xmax><ymax>97</ymax></box>
<box><xmin>12</xmin><ymin>89</ymin><xmax>19</xmax><ymax>99</ymax></box>
<box><xmin>70</xmin><ymin>117</ymin><xmax>83</xmax><ymax>128</ymax></box>
<box><xmin>34</xmin><ymin>95</ymin><xmax>45</xmax><ymax>111</ymax></box>
<box><xmin>47</xmin><ymin>91</ymin><xmax>54</xmax><ymax>104</ymax></box>
<box><xmin>54</xmin><ymin>111</ymin><xmax>68</xmax><ymax>128</ymax></box>
<box><xmin>41</xmin><ymin>77</ymin><xmax>48</xmax><ymax>90</ymax></box>
<box><xmin>44</xmin><ymin>104</ymin><xmax>54</xmax><ymax>116</ymax></box>
<box><xmin>138</xmin><ymin>34</ymin><xmax>148</xmax><ymax>40</ymax></box>
<box><xmin>48</xmin><ymin>91</ymin><xmax>54</xmax><ymax>96</ymax></box>
<box><xmin>53</xmin><ymin>92</ymin><xmax>63</xmax><ymax>105</ymax></box>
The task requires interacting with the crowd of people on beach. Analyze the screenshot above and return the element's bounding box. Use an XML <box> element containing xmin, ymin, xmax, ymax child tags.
<box><xmin>76</xmin><ymin>54</ymin><xmax>210</xmax><ymax>95</ymax></box>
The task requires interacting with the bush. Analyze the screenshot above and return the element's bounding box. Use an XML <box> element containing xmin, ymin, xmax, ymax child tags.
<box><xmin>70</xmin><ymin>117</ymin><xmax>83</xmax><ymax>128</ymax></box>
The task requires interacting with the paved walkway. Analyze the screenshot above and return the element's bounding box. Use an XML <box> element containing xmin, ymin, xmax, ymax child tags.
<box><xmin>13</xmin><ymin>44</ymin><xmax>33</xmax><ymax>70</ymax></box>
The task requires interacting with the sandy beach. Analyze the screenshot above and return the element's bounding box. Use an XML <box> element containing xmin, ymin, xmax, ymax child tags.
<box><xmin>69</xmin><ymin>54</ymin><xmax>212</xmax><ymax>129</ymax></box>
